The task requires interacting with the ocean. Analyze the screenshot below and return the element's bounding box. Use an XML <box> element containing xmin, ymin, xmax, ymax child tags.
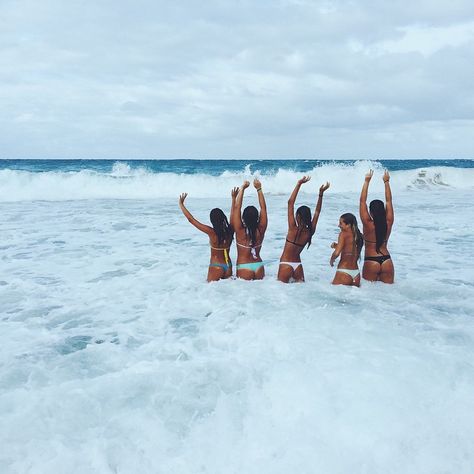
<box><xmin>1</xmin><ymin>159</ymin><xmax>473</xmax><ymax>473</ymax></box>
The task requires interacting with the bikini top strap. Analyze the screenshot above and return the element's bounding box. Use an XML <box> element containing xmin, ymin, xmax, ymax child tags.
<box><xmin>236</xmin><ymin>241</ymin><xmax>262</xmax><ymax>249</ymax></box>
<box><xmin>363</xmin><ymin>238</ymin><xmax>388</xmax><ymax>244</ymax></box>
<box><xmin>286</xmin><ymin>238</ymin><xmax>306</xmax><ymax>248</ymax></box>
<box><xmin>209</xmin><ymin>244</ymin><xmax>230</xmax><ymax>264</ymax></box>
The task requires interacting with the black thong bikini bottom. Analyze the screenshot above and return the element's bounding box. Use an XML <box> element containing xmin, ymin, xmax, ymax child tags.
<box><xmin>365</xmin><ymin>254</ymin><xmax>391</xmax><ymax>265</ymax></box>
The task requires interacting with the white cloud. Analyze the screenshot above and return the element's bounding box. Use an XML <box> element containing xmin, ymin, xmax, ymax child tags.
<box><xmin>0</xmin><ymin>0</ymin><xmax>473</xmax><ymax>158</ymax></box>
<box><xmin>371</xmin><ymin>21</ymin><xmax>474</xmax><ymax>56</ymax></box>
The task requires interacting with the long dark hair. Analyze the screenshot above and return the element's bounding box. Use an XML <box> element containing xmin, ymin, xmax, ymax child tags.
<box><xmin>210</xmin><ymin>208</ymin><xmax>232</xmax><ymax>245</ymax></box>
<box><xmin>341</xmin><ymin>213</ymin><xmax>364</xmax><ymax>259</ymax></box>
<box><xmin>296</xmin><ymin>205</ymin><xmax>313</xmax><ymax>248</ymax></box>
<box><xmin>242</xmin><ymin>205</ymin><xmax>259</xmax><ymax>246</ymax></box>
<box><xmin>369</xmin><ymin>199</ymin><xmax>387</xmax><ymax>253</ymax></box>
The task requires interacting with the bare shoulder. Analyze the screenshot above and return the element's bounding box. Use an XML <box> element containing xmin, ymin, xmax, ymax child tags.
<box><xmin>362</xmin><ymin>219</ymin><xmax>373</xmax><ymax>236</ymax></box>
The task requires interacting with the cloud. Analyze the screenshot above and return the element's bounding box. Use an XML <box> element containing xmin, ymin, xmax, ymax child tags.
<box><xmin>0</xmin><ymin>0</ymin><xmax>474</xmax><ymax>158</ymax></box>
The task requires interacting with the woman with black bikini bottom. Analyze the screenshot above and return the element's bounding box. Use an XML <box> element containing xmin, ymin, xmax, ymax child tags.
<box><xmin>359</xmin><ymin>169</ymin><xmax>395</xmax><ymax>283</ymax></box>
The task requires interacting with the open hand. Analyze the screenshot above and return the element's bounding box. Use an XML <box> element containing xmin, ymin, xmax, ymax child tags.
<box><xmin>253</xmin><ymin>178</ymin><xmax>262</xmax><ymax>189</ymax></box>
<box><xmin>231</xmin><ymin>187</ymin><xmax>239</xmax><ymax>198</ymax></box>
<box><xmin>383</xmin><ymin>170</ymin><xmax>390</xmax><ymax>183</ymax></box>
<box><xmin>365</xmin><ymin>169</ymin><xmax>374</xmax><ymax>181</ymax></box>
<box><xmin>298</xmin><ymin>176</ymin><xmax>311</xmax><ymax>185</ymax></box>
<box><xmin>179</xmin><ymin>193</ymin><xmax>188</xmax><ymax>206</ymax></box>
<box><xmin>319</xmin><ymin>182</ymin><xmax>330</xmax><ymax>193</ymax></box>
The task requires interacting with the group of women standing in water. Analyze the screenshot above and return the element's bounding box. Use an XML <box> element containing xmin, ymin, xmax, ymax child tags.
<box><xmin>178</xmin><ymin>170</ymin><xmax>394</xmax><ymax>286</ymax></box>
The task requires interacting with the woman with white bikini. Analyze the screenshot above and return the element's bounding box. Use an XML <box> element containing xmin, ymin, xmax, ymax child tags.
<box><xmin>232</xmin><ymin>178</ymin><xmax>267</xmax><ymax>280</ymax></box>
<box><xmin>278</xmin><ymin>177</ymin><xmax>330</xmax><ymax>283</ymax></box>
<box><xmin>330</xmin><ymin>213</ymin><xmax>364</xmax><ymax>287</ymax></box>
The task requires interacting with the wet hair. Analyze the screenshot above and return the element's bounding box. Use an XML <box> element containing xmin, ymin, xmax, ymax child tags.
<box><xmin>242</xmin><ymin>205</ymin><xmax>259</xmax><ymax>246</ymax></box>
<box><xmin>210</xmin><ymin>208</ymin><xmax>232</xmax><ymax>245</ymax></box>
<box><xmin>340</xmin><ymin>213</ymin><xmax>364</xmax><ymax>259</ymax></box>
<box><xmin>369</xmin><ymin>199</ymin><xmax>387</xmax><ymax>253</ymax></box>
<box><xmin>296</xmin><ymin>205</ymin><xmax>313</xmax><ymax>248</ymax></box>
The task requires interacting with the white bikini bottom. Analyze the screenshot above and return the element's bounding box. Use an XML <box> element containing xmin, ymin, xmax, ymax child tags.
<box><xmin>336</xmin><ymin>268</ymin><xmax>360</xmax><ymax>280</ymax></box>
<box><xmin>279</xmin><ymin>261</ymin><xmax>302</xmax><ymax>271</ymax></box>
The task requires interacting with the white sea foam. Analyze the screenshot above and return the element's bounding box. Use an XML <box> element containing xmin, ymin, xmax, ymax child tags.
<box><xmin>1</xmin><ymin>184</ymin><xmax>474</xmax><ymax>473</ymax></box>
<box><xmin>0</xmin><ymin>161</ymin><xmax>473</xmax><ymax>201</ymax></box>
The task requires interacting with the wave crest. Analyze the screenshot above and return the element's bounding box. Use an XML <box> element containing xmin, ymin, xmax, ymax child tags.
<box><xmin>0</xmin><ymin>161</ymin><xmax>472</xmax><ymax>201</ymax></box>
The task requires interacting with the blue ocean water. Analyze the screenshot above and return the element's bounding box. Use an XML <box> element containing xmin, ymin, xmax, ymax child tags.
<box><xmin>1</xmin><ymin>158</ymin><xmax>474</xmax><ymax>472</ymax></box>
<box><xmin>0</xmin><ymin>158</ymin><xmax>473</xmax><ymax>174</ymax></box>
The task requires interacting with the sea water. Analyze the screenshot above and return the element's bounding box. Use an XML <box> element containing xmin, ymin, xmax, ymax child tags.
<box><xmin>0</xmin><ymin>159</ymin><xmax>473</xmax><ymax>473</ymax></box>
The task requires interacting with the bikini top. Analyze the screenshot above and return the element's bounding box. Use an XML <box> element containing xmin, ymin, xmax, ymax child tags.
<box><xmin>364</xmin><ymin>238</ymin><xmax>388</xmax><ymax>244</ymax></box>
<box><xmin>209</xmin><ymin>244</ymin><xmax>230</xmax><ymax>264</ymax></box>
<box><xmin>236</xmin><ymin>241</ymin><xmax>262</xmax><ymax>259</ymax></box>
<box><xmin>286</xmin><ymin>238</ymin><xmax>306</xmax><ymax>248</ymax></box>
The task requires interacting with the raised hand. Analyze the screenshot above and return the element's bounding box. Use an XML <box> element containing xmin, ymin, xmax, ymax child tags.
<box><xmin>365</xmin><ymin>169</ymin><xmax>374</xmax><ymax>181</ymax></box>
<box><xmin>231</xmin><ymin>187</ymin><xmax>239</xmax><ymax>198</ymax></box>
<box><xmin>253</xmin><ymin>178</ymin><xmax>262</xmax><ymax>189</ymax></box>
<box><xmin>383</xmin><ymin>170</ymin><xmax>390</xmax><ymax>183</ymax></box>
<box><xmin>242</xmin><ymin>180</ymin><xmax>250</xmax><ymax>189</ymax></box>
<box><xmin>319</xmin><ymin>182</ymin><xmax>330</xmax><ymax>193</ymax></box>
<box><xmin>179</xmin><ymin>193</ymin><xmax>188</xmax><ymax>206</ymax></box>
<box><xmin>298</xmin><ymin>176</ymin><xmax>311</xmax><ymax>185</ymax></box>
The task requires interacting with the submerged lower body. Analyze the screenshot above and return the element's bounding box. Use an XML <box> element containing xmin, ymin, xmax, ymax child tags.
<box><xmin>363</xmin><ymin>254</ymin><xmax>394</xmax><ymax>284</ymax></box>
<box><xmin>207</xmin><ymin>262</ymin><xmax>232</xmax><ymax>282</ymax></box>
<box><xmin>277</xmin><ymin>261</ymin><xmax>304</xmax><ymax>283</ymax></box>
<box><xmin>332</xmin><ymin>267</ymin><xmax>360</xmax><ymax>287</ymax></box>
<box><xmin>236</xmin><ymin>261</ymin><xmax>265</xmax><ymax>280</ymax></box>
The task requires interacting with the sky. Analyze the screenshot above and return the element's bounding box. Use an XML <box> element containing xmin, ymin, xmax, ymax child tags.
<box><xmin>1</xmin><ymin>0</ymin><xmax>474</xmax><ymax>159</ymax></box>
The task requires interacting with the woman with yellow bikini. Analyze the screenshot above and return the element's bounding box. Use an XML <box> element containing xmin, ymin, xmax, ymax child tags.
<box><xmin>179</xmin><ymin>188</ymin><xmax>238</xmax><ymax>282</ymax></box>
<box><xmin>278</xmin><ymin>176</ymin><xmax>330</xmax><ymax>283</ymax></box>
<box><xmin>330</xmin><ymin>213</ymin><xmax>364</xmax><ymax>287</ymax></box>
<box><xmin>232</xmin><ymin>178</ymin><xmax>267</xmax><ymax>280</ymax></box>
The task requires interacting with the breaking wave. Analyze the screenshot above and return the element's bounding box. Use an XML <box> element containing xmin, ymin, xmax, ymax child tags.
<box><xmin>0</xmin><ymin>161</ymin><xmax>472</xmax><ymax>201</ymax></box>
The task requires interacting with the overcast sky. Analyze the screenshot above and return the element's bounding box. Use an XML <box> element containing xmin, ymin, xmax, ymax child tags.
<box><xmin>1</xmin><ymin>0</ymin><xmax>474</xmax><ymax>159</ymax></box>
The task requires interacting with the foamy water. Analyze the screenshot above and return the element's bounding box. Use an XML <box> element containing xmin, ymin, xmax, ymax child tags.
<box><xmin>1</xmin><ymin>161</ymin><xmax>474</xmax><ymax>473</ymax></box>
<box><xmin>0</xmin><ymin>160</ymin><xmax>473</xmax><ymax>201</ymax></box>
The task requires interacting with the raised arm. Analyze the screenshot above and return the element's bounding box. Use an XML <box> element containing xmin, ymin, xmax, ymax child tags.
<box><xmin>179</xmin><ymin>193</ymin><xmax>213</xmax><ymax>236</ymax></box>
<box><xmin>254</xmin><ymin>178</ymin><xmax>267</xmax><ymax>233</ymax></box>
<box><xmin>383</xmin><ymin>170</ymin><xmax>394</xmax><ymax>227</ymax></box>
<box><xmin>232</xmin><ymin>181</ymin><xmax>249</xmax><ymax>231</ymax></box>
<box><xmin>229</xmin><ymin>187</ymin><xmax>239</xmax><ymax>228</ymax></box>
<box><xmin>312</xmin><ymin>181</ymin><xmax>330</xmax><ymax>233</ymax></box>
<box><xmin>330</xmin><ymin>232</ymin><xmax>345</xmax><ymax>267</ymax></box>
<box><xmin>359</xmin><ymin>169</ymin><xmax>373</xmax><ymax>225</ymax></box>
<box><xmin>287</xmin><ymin>176</ymin><xmax>310</xmax><ymax>229</ymax></box>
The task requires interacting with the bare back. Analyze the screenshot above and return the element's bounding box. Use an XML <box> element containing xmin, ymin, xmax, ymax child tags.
<box><xmin>363</xmin><ymin>219</ymin><xmax>392</xmax><ymax>257</ymax></box>
<box><xmin>338</xmin><ymin>230</ymin><xmax>360</xmax><ymax>270</ymax></box>
<box><xmin>280</xmin><ymin>227</ymin><xmax>310</xmax><ymax>262</ymax></box>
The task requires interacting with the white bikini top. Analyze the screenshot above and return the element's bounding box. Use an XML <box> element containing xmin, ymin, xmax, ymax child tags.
<box><xmin>236</xmin><ymin>241</ymin><xmax>262</xmax><ymax>259</ymax></box>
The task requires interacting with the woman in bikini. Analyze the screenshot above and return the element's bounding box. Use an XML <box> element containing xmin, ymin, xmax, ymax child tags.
<box><xmin>179</xmin><ymin>188</ymin><xmax>238</xmax><ymax>282</ymax></box>
<box><xmin>330</xmin><ymin>213</ymin><xmax>364</xmax><ymax>287</ymax></box>
<box><xmin>278</xmin><ymin>177</ymin><xmax>330</xmax><ymax>283</ymax></box>
<box><xmin>232</xmin><ymin>178</ymin><xmax>267</xmax><ymax>280</ymax></box>
<box><xmin>359</xmin><ymin>169</ymin><xmax>394</xmax><ymax>283</ymax></box>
